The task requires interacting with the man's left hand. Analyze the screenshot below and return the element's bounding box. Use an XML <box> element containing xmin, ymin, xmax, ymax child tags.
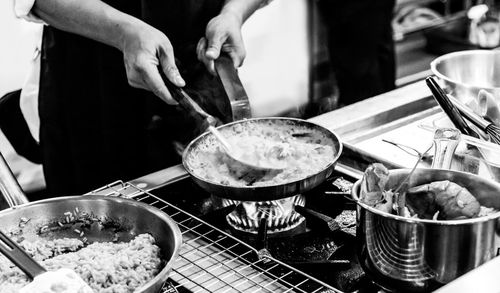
<box><xmin>197</xmin><ymin>11</ymin><xmax>246</xmax><ymax>75</ymax></box>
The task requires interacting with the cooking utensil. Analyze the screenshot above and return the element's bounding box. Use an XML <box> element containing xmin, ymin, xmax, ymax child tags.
<box><xmin>448</xmin><ymin>94</ymin><xmax>500</xmax><ymax>144</ymax></box>
<box><xmin>0</xmin><ymin>230</ymin><xmax>45</xmax><ymax>279</ymax></box>
<box><xmin>431</xmin><ymin>128</ymin><xmax>461</xmax><ymax>170</ymax></box>
<box><xmin>0</xmin><ymin>230</ymin><xmax>94</xmax><ymax>292</ymax></box>
<box><xmin>162</xmin><ymin>74</ymin><xmax>286</xmax><ymax>172</ymax></box>
<box><xmin>381</xmin><ymin>138</ymin><xmax>433</xmax><ymax>160</ymax></box>
<box><xmin>352</xmin><ymin>169</ymin><xmax>500</xmax><ymax>292</ymax></box>
<box><xmin>183</xmin><ymin>117</ymin><xmax>343</xmax><ymax>201</ymax></box>
<box><xmin>426</xmin><ymin>76</ymin><xmax>480</xmax><ymax>138</ymax></box>
<box><xmin>431</xmin><ymin>50</ymin><xmax>500</xmax><ymax>106</ymax></box>
<box><xmin>0</xmin><ymin>151</ymin><xmax>182</xmax><ymax>293</ymax></box>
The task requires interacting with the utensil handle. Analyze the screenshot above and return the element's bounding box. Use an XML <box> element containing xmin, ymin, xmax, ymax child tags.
<box><xmin>160</xmin><ymin>71</ymin><xmax>218</xmax><ymax>127</ymax></box>
<box><xmin>448</xmin><ymin>94</ymin><xmax>491</xmax><ymax>130</ymax></box>
<box><xmin>0</xmin><ymin>152</ymin><xmax>29</xmax><ymax>210</ymax></box>
<box><xmin>215</xmin><ymin>54</ymin><xmax>252</xmax><ymax>120</ymax></box>
<box><xmin>432</xmin><ymin>128</ymin><xmax>461</xmax><ymax>170</ymax></box>
<box><xmin>0</xmin><ymin>230</ymin><xmax>45</xmax><ymax>279</ymax></box>
<box><xmin>426</xmin><ymin>76</ymin><xmax>480</xmax><ymax>138</ymax></box>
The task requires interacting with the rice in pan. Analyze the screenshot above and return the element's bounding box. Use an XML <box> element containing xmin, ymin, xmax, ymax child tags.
<box><xmin>0</xmin><ymin>234</ymin><xmax>162</xmax><ymax>293</ymax></box>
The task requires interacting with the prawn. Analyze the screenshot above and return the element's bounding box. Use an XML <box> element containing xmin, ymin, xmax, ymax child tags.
<box><xmin>407</xmin><ymin>180</ymin><xmax>480</xmax><ymax>220</ymax></box>
<box><xmin>360</xmin><ymin>163</ymin><xmax>393</xmax><ymax>213</ymax></box>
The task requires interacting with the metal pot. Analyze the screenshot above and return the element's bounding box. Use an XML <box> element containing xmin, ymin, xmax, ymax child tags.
<box><xmin>182</xmin><ymin>117</ymin><xmax>343</xmax><ymax>201</ymax></box>
<box><xmin>352</xmin><ymin>168</ymin><xmax>500</xmax><ymax>292</ymax></box>
<box><xmin>431</xmin><ymin>50</ymin><xmax>500</xmax><ymax>104</ymax></box>
<box><xmin>0</xmin><ymin>154</ymin><xmax>182</xmax><ymax>292</ymax></box>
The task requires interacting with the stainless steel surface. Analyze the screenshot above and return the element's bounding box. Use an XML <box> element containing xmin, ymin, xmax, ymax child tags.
<box><xmin>91</xmin><ymin>180</ymin><xmax>340</xmax><ymax>293</ymax></box>
<box><xmin>182</xmin><ymin>117</ymin><xmax>343</xmax><ymax>201</ymax></box>
<box><xmin>0</xmin><ymin>150</ymin><xmax>182</xmax><ymax>293</ymax></box>
<box><xmin>352</xmin><ymin>168</ymin><xmax>500</xmax><ymax>292</ymax></box>
<box><xmin>0</xmin><ymin>153</ymin><xmax>29</xmax><ymax>209</ymax></box>
<box><xmin>309</xmin><ymin>80</ymin><xmax>441</xmax><ymax>171</ymax></box>
<box><xmin>431</xmin><ymin>50</ymin><xmax>500</xmax><ymax>105</ymax></box>
<box><xmin>214</xmin><ymin>54</ymin><xmax>252</xmax><ymax>121</ymax></box>
<box><xmin>432</xmin><ymin>128</ymin><xmax>461</xmax><ymax>169</ymax></box>
<box><xmin>434</xmin><ymin>255</ymin><xmax>500</xmax><ymax>293</ymax></box>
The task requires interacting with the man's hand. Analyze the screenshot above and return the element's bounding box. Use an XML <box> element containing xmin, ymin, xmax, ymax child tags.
<box><xmin>121</xmin><ymin>22</ymin><xmax>185</xmax><ymax>104</ymax></box>
<box><xmin>197</xmin><ymin>11</ymin><xmax>245</xmax><ymax>75</ymax></box>
<box><xmin>33</xmin><ymin>0</ymin><xmax>187</xmax><ymax>105</ymax></box>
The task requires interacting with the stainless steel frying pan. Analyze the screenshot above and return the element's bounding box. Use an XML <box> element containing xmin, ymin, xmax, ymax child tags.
<box><xmin>182</xmin><ymin>117</ymin><xmax>343</xmax><ymax>201</ymax></box>
<box><xmin>0</xmin><ymin>153</ymin><xmax>182</xmax><ymax>292</ymax></box>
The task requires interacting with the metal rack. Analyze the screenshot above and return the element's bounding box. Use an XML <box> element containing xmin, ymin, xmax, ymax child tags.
<box><xmin>89</xmin><ymin>181</ymin><xmax>340</xmax><ymax>293</ymax></box>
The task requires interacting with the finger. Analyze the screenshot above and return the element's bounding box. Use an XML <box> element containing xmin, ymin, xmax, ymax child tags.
<box><xmin>223</xmin><ymin>37</ymin><xmax>246</xmax><ymax>67</ymax></box>
<box><xmin>158</xmin><ymin>45</ymin><xmax>185</xmax><ymax>87</ymax></box>
<box><xmin>205</xmin><ymin>30</ymin><xmax>226</xmax><ymax>60</ymax></box>
<box><xmin>196</xmin><ymin>38</ymin><xmax>206</xmax><ymax>62</ymax></box>
<box><xmin>197</xmin><ymin>37</ymin><xmax>216</xmax><ymax>75</ymax></box>
<box><xmin>140</xmin><ymin>64</ymin><xmax>177</xmax><ymax>105</ymax></box>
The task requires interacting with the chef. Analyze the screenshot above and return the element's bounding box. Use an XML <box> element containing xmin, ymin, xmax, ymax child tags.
<box><xmin>14</xmin><ymin>0</ymin><xmax>270</xmax><ymax>196</ymax></box>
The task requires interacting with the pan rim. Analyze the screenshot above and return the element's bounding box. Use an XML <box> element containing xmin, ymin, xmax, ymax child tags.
<box><xmin>181</xmin><ymin>117</ymin><xmax>343</xmax><ymax>191</ymax></box>
<box><xmin>0</xmin><ymin>194</ymin><xmax>183</xmax><ymax>293</ymax></box>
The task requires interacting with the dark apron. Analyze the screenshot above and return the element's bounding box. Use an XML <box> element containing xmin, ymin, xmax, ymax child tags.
<box><xmin>39</xmin><ymin>0</ymin><xmax>231</xmax><ymax>196</ymax></box>
<box><xmin>318</xmin><ymin>0</ymin><xmax>396</xmax><ymax>106</ymax></box>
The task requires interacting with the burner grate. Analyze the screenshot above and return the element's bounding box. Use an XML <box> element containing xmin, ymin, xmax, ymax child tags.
<box><xmin>89</xmin><ymin>181</ymin><xmax>340</xmax><ymax>293</ymax></box>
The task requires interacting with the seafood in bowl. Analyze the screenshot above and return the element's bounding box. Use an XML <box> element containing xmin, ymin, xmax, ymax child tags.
<box><xmin>360</xmin><ymin>163</ymin><xmax>498</xmax><ymax>220</ymax></box>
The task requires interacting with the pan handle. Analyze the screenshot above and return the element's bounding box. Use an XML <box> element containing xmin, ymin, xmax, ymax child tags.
<box><xmin>214</xmin><ymin>54</ymin><xmax>252</xmax><ymax>121</ymax></box>
<box><xmin>0</xmin><ymin>151</ymin><xmax>29</xmax><ymax>209</ymax></box>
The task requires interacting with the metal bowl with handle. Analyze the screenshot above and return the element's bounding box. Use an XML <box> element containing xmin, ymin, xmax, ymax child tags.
<box><xmin>352</xmin><ymin>168</ymin><xmax>500</xmax><ymax>292</ymax></box>
<box><xmin>0</xmin><ymin>154</ymin><xmax>182</xmax><ymax>292</ymax></box>
<box><xmin>182</xmin><ymin>117</ymin><xmax>343</xmax><ymax>201</ymax></box>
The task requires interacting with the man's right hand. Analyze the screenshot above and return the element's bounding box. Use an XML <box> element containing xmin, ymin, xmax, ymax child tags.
<box><xmin>120</xmin><ymin>21</ymin><xmax>185</xmax><ymax>105</ymax></box>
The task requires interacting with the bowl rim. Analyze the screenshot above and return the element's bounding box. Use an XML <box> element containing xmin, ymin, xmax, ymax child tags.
<box><xmin>352</xmin><ymin>168</ymin><xmax>500</xmax><ymax>225</ymax></box>
<box><xmin>430</xmin><ymin>49</ymin><xmax>500</xmax><ymax>91</ymax></box>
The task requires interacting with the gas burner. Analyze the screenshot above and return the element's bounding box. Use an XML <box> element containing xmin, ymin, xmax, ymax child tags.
<box><xmin>219</xmin><ymin>195</ymin><xmax>306</xmax><ymax>234</ymax></box>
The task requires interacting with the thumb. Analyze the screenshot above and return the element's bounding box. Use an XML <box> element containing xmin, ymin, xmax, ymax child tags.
<box><xmin>205</xmin><ymin>31</ymin><xmax>226</xmax><ymax>60</ymax></box>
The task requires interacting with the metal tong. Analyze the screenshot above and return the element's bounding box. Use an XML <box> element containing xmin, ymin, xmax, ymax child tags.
<box><xmin>426</xmin><ymin>76</ymin><xmax>480</xmax><ymax>138</ymax></box>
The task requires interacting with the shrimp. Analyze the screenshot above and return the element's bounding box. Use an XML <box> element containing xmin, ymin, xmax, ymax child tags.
<box><xmin>360</xmin><ymin>163</ymin><xmax>393</xmax><ymax>213</ymax></box>
<box><xmin>407</xmin><ymin>180</ymin><xmax>480</xmax><ymax>220</ymax></box>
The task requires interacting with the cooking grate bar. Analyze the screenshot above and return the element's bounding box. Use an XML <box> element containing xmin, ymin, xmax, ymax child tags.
<box><xmin>89</xmin><ymin>181</ymin><xmax>341</xmax><ymax>293</ymax></box>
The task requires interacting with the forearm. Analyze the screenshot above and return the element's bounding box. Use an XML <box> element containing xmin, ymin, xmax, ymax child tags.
<box><xmin>221</xmin><ymin>0</ymin><xmax>268</xmax><ymax>24</ymax></box>
<box><xmin>32</xmin><ymin>0</ymin><xmax>141</xmax><ymax>50</ymax></box>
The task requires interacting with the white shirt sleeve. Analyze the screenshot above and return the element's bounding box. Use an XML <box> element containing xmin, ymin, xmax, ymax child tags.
<box><xmin>14</xmin><ymin>0</ymin><xmax>45</xmax><ymax>23</ymax></box>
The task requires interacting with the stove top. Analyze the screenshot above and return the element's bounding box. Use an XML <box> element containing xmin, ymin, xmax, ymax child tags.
<box><xmin>151</xmin><ymin>170</ymin><xmax>384</xmax><ymax>293</ymax></box>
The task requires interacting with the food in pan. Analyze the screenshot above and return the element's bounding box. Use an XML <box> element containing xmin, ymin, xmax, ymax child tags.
<box><xmin>0</xmin><ymin>234</ymin><xmax>162</xmax><ymax>293</ymax></box>
<box><xmin>359</xmin><ymin>163</ymin><xmax>498</xmax><ymax>220</ymax></box>
<box><xmin>188</xmin><ymin>121</ymin><xmax>335</xmax><ymax>186</ymax></box>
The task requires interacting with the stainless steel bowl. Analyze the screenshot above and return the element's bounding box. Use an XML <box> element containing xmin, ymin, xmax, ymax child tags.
<box><xmin>431</xmin><ymin>50</ymin><xmax>500</xmax><ymax>104</ymax></box>
<box><xmin>352</xmin><ymin>168</ymin><xmax>500</xmax><ymax>292</ymax></box>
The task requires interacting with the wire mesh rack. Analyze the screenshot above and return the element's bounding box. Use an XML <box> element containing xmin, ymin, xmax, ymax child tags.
<box><xmin>89</xmin><ymin>180</ymin><xmax>341</xmax><ymax>293</ymax></box>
